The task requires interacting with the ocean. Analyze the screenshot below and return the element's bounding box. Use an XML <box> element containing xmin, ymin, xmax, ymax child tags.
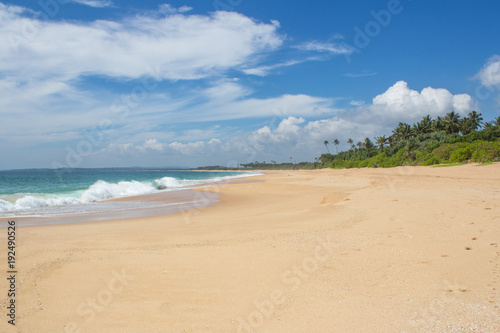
<box><xmin>0</xmin><ymin>168</ymin><xmax>257</xmax><ymax>224</ymax></box>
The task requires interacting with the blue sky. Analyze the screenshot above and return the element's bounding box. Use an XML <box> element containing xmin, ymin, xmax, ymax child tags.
<box><xmin>1</xmin><ymin>0</ymin><xmax>500</xmax><ymax>169</ymax></box>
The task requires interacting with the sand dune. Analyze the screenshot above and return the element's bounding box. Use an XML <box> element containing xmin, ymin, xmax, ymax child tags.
<box><xmin>1</xmin><ymin>164</ymin><xmax>499</xmax><ymax>332</ymax></box>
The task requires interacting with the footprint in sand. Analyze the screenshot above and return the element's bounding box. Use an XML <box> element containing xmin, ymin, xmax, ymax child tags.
<box><xmin>465</xmin><ymin>247</ymin><xmax>472</xmax><ymax>250</ymax></box>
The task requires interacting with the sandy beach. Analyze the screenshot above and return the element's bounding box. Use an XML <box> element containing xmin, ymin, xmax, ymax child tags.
<box><xmin>1</xmin><ymin>164</ymin><xmax>499</xmax><ymax>332</ymax></box>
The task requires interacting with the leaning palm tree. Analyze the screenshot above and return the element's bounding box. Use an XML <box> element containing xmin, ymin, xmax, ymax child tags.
<box><xmin>443</xmin><ymin>111</ymin><xmax>461</xmax><ymax>134</ymax></box>
<box><xmin>333</xmin><ymin>139</ymin><xmax>340</xmax><ymax>153</ymax></box>
<box><xmin>467</xmin><ymin>111</ymin><xmax>483</xmax><ymax>131</ymax></box>
<box><xmin>323</xmin><ymin>140</ymin><xmax>330</xmax><ymax>154</ymax></box>
<box><xmin>374</xmin><ymin>135</ymin><xmax>387</xmax><ymax>152</ymax></box>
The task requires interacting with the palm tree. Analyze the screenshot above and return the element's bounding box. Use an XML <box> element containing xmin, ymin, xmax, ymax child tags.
<box><xmin>468</xmin><ymin>111</ymin><xmax>483</xmax><ymax>131</ymax></box>
<box><xmin>443</xmin><ymin>111</ymin><xmax>461</xmax><ymax>134</ymax></box>
<box><xmin>375</xmin><ymin>135</ymin><xmax>387</xmax><ymax>152</ymax></box>
<box><xmin>333</xmin><ymin>139</ymin><xmax>339</xmax><ymax>153</ymax></box>
<box><xmin>433</xmin><ymin>116</ymin><xmax>445</xmax><ymax>132</ymax></box>
<box><xmin>388</xmin><ymin>135</ymin><xmax>395</xmax><ymax>149</ymax></box>
<box><xmin>404</xmin><ymin>137</ymin><xmax>419</xmax><ymax>162</ymax></box>
<box><xmin>459</xmin><ymin>117</ymin><xmax>474</xmax><ymax>135</ymax></box>
<box><xmin>411</xmin><ymin>123</ymin><xmax>423</xmax><ymax>136</ymax></box>
<box><xmin>412</xmin><ymin>115</ymin><xmax>433</xmax><ymax>136</ymax></box>
<box><xmin>364</xmin><ymin>138</ymin><xmax>374</xmax><ymax>157</ymax></box>
<box><xmin>393</xmin><ymin>122</ymin><xmax>412</xmax><ymax>141</ymax></box>
<box><xmin>323</xmin><ymin>140</ymin><xmax>330</xmax><ymax>154</ymax></box>
<box><xmin>419</xmin><ymin>115</ymin><xmax>433</xmax><ymax>133</ymax></box>
<box><xmin>347</xmin><ymin>138</ymin><xmax>354</xmax><ymax>150</ymax></box>
<box><xmin>495</xmin><ymin>116</ymin><xmax>500</xmax><ymax>127</ymax></box>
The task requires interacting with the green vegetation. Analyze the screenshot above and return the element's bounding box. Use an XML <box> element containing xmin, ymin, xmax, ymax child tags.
<box><xmin>319</xmin><ymin>113</ymin><xmax>500</xmax><ymax>169</ymax></box>
<box><xmin>198</xmin><ymin>113</ymin><xmax>500</xmax><ymax>171</ymax></box>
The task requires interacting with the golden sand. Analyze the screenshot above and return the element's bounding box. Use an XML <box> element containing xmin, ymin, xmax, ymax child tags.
<box><xmin>1</xmin><ymin>164</ymin><xmax>499</xmax><ymax>332</ymax></box>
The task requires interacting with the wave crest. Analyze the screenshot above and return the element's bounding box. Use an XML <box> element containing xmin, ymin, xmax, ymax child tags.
<box><xmin>81</xmin><ymin>180</ymin><xmax>156</xmax><ymax>202</ymax></box>
<box><xmin>0</xmin><ymin>172</ymin><xmax>259</xmax><ymax>213</ymax></box>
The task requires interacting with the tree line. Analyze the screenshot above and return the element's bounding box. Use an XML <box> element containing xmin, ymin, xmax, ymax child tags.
<box><xmin>320</xmin><ymin>112</ymin><xmax>500</xmax><ymax>168</ymax></box>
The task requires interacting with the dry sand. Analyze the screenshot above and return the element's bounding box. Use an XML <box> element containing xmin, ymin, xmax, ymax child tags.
<box><xmin>1</xmin><ymin>164</ymin><xmax>499</xmax><ymax>332</ymax></box>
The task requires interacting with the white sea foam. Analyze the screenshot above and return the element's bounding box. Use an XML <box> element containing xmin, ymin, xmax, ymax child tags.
<box><xmin>81</xmin><ymin>180</ymin><xmax>156</xmax><ymax>202</ymax></box>
<box><xmin>0</xmin><ymin>172</ymin><xmax>260</xmax><ymax>214</ymax></box>
<box><xmin>16</xmin><ymin>195</ymin><xmax>81</xmax><ymax>209</ymax></box>
<box><xmin>0</xmin><ymin>199</ymin><xmax>15</xmax><ymax>212</ymax></box>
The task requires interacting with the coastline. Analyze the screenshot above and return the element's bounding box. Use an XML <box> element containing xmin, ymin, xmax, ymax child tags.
<box><xmin>0</xmin><ymin>165</ymin><xmax>499</xmax><ymax>332</ymax></box>
<box><xmin>0</xmin><ymin>171</ymin><xmax>261</xmax><ymax>227</ymax></box>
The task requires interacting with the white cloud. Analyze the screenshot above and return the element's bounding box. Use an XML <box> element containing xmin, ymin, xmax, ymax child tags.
<box><xmin>202</xmin><ymin>79</ymin><xmax>252</xmax><ymax>103</ymax></box>
<box><xmin>477</xmin><ymin>55</ymin><xmax>500</xmax><ymax>87</ymax></box>
<box><xmin>190</xmin><ymin>93</ymin><xmax>340</xmax><ymax>122</ymax></box>
<box><xmin>350</xmin><ymin>100</ymin><xmax>365</xmax><ymax>106</ymax></box>
<box><xmin>0</xmin><ymin>4</ymin><xmax>285</xmax><ymax>153</ymax></box>
<box><xmin>69</xmin><ymin>0</ymin><xmax>113</xmax><ymax>8</ymax></box>
<box><xmin>368</xmin><ymin>81</ymin><xmax>475</xmax><ymax>122</ymax></box>
<box><xmin>242</xmin><ymin>59</ymin><xmax>306</xmax><ymax>76</ymax></box>
<box><xmin>158</xmin><ymin>4</ymin><xmax>192</xmax><ymax>14</ymax></box>
<box><xmin>0</xmin><ymin>5</ymin><xmax>283</xmax><ymax>81</ymax></box>
<box><xmin>94</xmin><ymin>115</ymin><xmax>367</xmax><ymax>165</ymax></box>
<box><xmin>91</xmin><ymin>81</ymin><xmax>477</xmax><ymax>166</ymax></box>
<box><xmin>296</xmin><ymin>41</ymin><xmax>354</xmax><ymax>55</ymax></box>
<box><xmin>344</xmin><ymin>71</ymin><xmax>377</xmax><ymax>78</ymax></box>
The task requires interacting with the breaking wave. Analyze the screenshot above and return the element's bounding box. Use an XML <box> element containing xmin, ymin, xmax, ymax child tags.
<box><xmin>0</xmin><ymin>172</ymin><xmax>260</xmax><ymax>214</ymax></box>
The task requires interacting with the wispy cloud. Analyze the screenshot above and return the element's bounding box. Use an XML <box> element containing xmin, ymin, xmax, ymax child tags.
<box><xmin>350</xmin><ymin>100</ymin><xmax>365</xmax><ymax>106</ymax></box>
<box><xmin>1</xmin><ymin>5</ymin><xmax>283</xmax><ymax>82</ymax></box>
<box><xmin>295</xmin><ymin>41</ymin><xmax>353</xmax><ymax>55</ymax></box>
<box><xmin>158</xmin><ymin>4</ymin><xmax>193</xmax><ymax>14</ymax></box>
<box><xmin>476</xmin><ymin>55</ymin><xmax>500</xmax><ymax>87</ymax></box>
<box><xmin>344</xmin><ymin>71</ymin><xmax>377</xmax><ymax>78</ymax></box>
<box><xmin>242</xmin><ymin>58</ymin><xmax>321</xmax><ymax>76</ymax></box>
<box><xmin>69</xmin><ymin>0</ymin><xmax>114</xmax><ymax>8</ymax></box>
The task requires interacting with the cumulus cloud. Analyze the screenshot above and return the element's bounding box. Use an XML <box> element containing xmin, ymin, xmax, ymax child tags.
<box><xmin>477</xmin><ymin>55</ymin><xmax>500</xmax><ymax>87</ymax></box>
<box><xmin>95</xmin><ymin>115</ymin><xmax>367</xmax><ymax>165</ymax></box>
<box><xmin>91</xmin><ymin>80</ymin><xmax>476</xmax><ymax>166</ymax></box>
<box><xmin>368</xmin><ymin>81</ymin><xmax>475</xmax><ymax>122</ymax></box>
<box><xmin>101</xmin><ymin>138</ymin><xmax>223</xmax><ymax>157</ymax></box>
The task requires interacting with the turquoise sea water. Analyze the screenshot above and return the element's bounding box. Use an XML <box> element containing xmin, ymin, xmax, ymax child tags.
<box><xmin>0</xmin><ymin>168</ymin><xmax>256</xmax><ymax>218</ymax></box>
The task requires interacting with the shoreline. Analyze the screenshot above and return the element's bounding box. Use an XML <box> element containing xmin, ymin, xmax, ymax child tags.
<box><xmin>0</xmin><ymin>172</ymin><xmax>262</xmax><ymax>227</ymax></box>
<box><xmin>0</xmin><ymin>165</ymin><xmax>498</xmax><ymax>332</ymax></box>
